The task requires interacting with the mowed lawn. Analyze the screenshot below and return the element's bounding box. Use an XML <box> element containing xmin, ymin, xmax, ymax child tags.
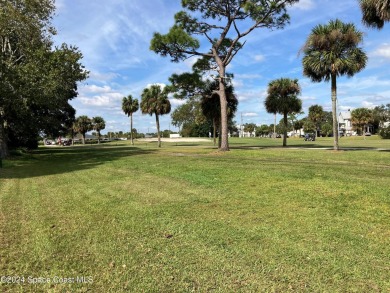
<box><xmin>1</xmin><ymin>137</ymin><xmax>389</xmax><ymax>292</ymax></box>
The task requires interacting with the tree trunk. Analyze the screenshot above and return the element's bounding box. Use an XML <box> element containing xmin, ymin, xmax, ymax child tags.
<box><xmin>274</xmin><ymin>113</ymin><xmax>277</xmax><ymax>139</ymax></box>
<box><xmin>213</xmin><ymin>118</ymin><xmax>217</xmax><ymax>146</ymax></box>
<box><xmin>218</xmin><ymin>120</ymin><xmax>222</xmax><ymax>149</ymax></box>
<box><xmin>218</xmin><ymin>68</ymin><xmax>229</xmax><ymax>151</ymax></box>
<box><xmin>283</xmin><ymin>113</ymin><xmax>288</xmax><ymax>147</ymax></box>
<box><xmin>331</xmin><ymin>73</ymin><xmax>339</xmax><ymax>150</ymax></box>
<box><xmin>82</xmin><ymin>133</ymin><xmax>86</xmax><ymax>145</ymax></box>
<box><xmin>155</xmin><ymin>113</ymin><xmax>161</xmax><ymax>148</ymax></box>
<box><xmin>0</xmin><ymin>118</ymin><xmax>9</xmax><ymax>159</ymax></box>
<box><xmin>130</xmin><ymin>114</ymin><xmax>134</xmax><ymax>145</ymax></box>
<box><xmin>97</xmin><ymin>131</ymin><xmax>100</xmax><ymax>144</ymax></box>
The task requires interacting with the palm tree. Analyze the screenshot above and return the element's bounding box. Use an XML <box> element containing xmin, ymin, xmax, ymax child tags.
<box><xmin>302</xmin><ymin>19</ymin><xmax>368</xmax><ymax>150</ymax></box>
<box><xmin>359</xmin><ymin>0</ymin><xmax>390</xmax><ymax>29</ymax></box>
<box><xmin>351</xmin><ymin>108</ymin><xmax>373</xmax><ymax>139</ymax></box>
<box><xmin>140</xmin><ymin>84</ymin><xmax>171</xmax><ymax>148</ymax></box>
<box><xmin>265</xmin><ymin>78</ymin><xmax>302</xmax><ymax>147</ymax></box>
<box><xmin>92</xmin><ymin>116</ymin><xmax>105</xmax><ymax>144</ymax></box>
<box><xmin>73</xmin><ymin>115</ymin><xmax>92</xmax><ymax>145</ymax></box>
<box><xmin>308</xmin><ymin>105</ymin><xmax>324</xmax><ymax>137</ymax></box>
<box><xmin>122</xmin><ymin>95</ymin><xmax>139</xmax><ymax>145</ymax></box>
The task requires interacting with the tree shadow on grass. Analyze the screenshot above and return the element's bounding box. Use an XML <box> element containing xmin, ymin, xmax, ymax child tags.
<box><xmin>1</xmin><ymin>145</ymin><xmax>155</xmax><ymax>179</ymax></box>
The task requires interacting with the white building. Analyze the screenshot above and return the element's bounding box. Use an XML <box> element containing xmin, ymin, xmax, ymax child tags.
<box><xmin>338</xmin><ymin>110</ymin><xmax>353</xmax><ymax>135</ymax></box>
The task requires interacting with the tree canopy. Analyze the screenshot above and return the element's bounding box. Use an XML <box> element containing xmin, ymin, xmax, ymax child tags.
<box><xmin>359</xmin><ymin>0</ymin><xmax>390</xmax><ymax>29</ymax></box>
<box><xmin>122</xmin><ymin>95</ymin><xmax>139</xmax><ymax>145</ymax></box>
<box><xmin>150</xmin><ymin>0</ymin><xmax>299</xmax><ymax>151</ymax></box>
<box><xmin>140</xmin><ymin>85</ymin><xmax>171</xmax><ymax>147</ymax></box>
<box><xmin>265</xmin><ymin>78</ymin><xmax>302</xmax><ymax>146</ymax></box>
<box><xmin>302</xmin><ymin>19</ymin><xmax>367</xmax><ymax>150</ymax></box>
<box><xmin>0</xmin><ymin>0</ymin><xmax>88</xmax><ymax>157</ymax></box>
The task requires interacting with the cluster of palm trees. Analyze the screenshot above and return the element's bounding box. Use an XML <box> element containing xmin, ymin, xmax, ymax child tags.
<box><xmin>264</xmin><ymin>1</ymin><xmax>389</xmax><ymax>150</ymax></box>
<box><xmin>73</xmin><ymin>116</ymin><xmax>106</xmax><ymax>144</ymax></box>
<box><xmin>122</xmin><ymin>84</ymin><xmax>171</xmax><ymax>148</ymax></box>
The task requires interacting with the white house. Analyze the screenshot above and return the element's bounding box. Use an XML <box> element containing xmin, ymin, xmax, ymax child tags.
<box><xmin>339</xmin><ymin>109</ymin><xmax>374</xmax><ymax>135</ymax></box>
<box><xmin>338</xmin><ymin>110</ymin><xmax>354</xmax><ymax>135</ymax></box>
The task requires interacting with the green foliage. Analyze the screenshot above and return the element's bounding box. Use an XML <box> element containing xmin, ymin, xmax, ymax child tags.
<box><xmin>73</xmin><ymin>116</ymin><xmax>92</xmax><ymax>144</ymax></box>
<box><xmin>294</xmin><ymin>120</ymin><xmax>304</xmax><ymax>132</ymax></box>
<box><xmin>151</xmin><ymin>0</ymin><xmax>299</xmax><ymax>150</ymax></box>
<box><xmin>150</xmin><ymin>26</ymin><xmax>200</xmax><ymax>63</ymax></box>
<box><xmin>351</xmin><ymin>108</ymin><xmax>373</xmax><ymax>134</ymax></box>
<box><xmin>359</xmin><ymin>0</ymin><xmax>390</xmax><ymax>29</ymax></box>
<box><xmin>122</xmin><ymin>95</ymin><xmax>139</xmax><ymax>117</ymax></box>
<box><xmin>0</xmin><ymin>1</ymin><xmax>88</xmax><ymax>155</ymax></box>
<box><xmin>141</xmin><ymin>85</ymin><xmax>171</xmax><ymax>147</ymax></box>
<box><xmin>372</xmin><ymin>104</ymin><xmax>390</xmax><ymax>129</ymax></box>
<box><xmin>302</xmin><ymin>19</ymin><xmax>367</xmax><ymax>150</ymax></box>
<box><xmin>256</xmin><ymin>124</ymin><xmax>270</xmax><ymax>136</ymax></box>
<box><xmin>141</xmin><ymin>85</ymin><xmax>171</xmax><ymax>117</ymax></box>
<box><xmin>265</xmin><ymin>78</ymin><xmax>302</xmax><ymax>146</ymax></box>
<box><xmin>92</xmin><ymin>116</ymin><xmax>106</xmax><ymax>143</ymax></box>
<box><xmin>302</xmin><ymin>19</ymin><xmax>367</xmax><ymax>82</ymax></box>
<box><xmin>378</xmin><ymin>125</ymin><xmax>390</xmax><ymax>139</ymax></box>
<box><xmin>303</xmin><ymin>119</ymin><xmax>316</xmax><ymax>133</ymax></box>
<box><xmin>321</xmin><ymin>122</ymin><xmax>333</xmax><ymax>137</ymax></box>
<box><xmin>244</xmin><ymin>123</ymin><xmax>257</xmax><ymax>133</ymax></box>
<box><xmin>122</xmin><ymin>95</ymin><xmax>139</xmax><ymax>144</ymax></box>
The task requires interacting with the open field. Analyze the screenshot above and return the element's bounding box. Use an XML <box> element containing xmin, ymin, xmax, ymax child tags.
<box><xmin>1</xmin><ymin>137</ymin><xmax>389</xmax><ymax>292</ymax></box>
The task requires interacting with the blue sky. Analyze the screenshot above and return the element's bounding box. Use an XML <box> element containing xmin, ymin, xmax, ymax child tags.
<box><xmin>53</xmin><ymin>0</ymin><xmax>390</xmax><ymax>134</ymax></box>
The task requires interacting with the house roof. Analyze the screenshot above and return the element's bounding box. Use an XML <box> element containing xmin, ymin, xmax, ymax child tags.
<box><xmin>339</xmin><ymin>111</ymin><xmax>351</xmax><ymax>120</ymax></box>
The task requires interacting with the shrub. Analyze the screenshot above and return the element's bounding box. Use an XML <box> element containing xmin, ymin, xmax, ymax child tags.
<box><xmin>378</xmin><ymin>125</ymin><xmax>390</xmax><ymax>139</ymax></box>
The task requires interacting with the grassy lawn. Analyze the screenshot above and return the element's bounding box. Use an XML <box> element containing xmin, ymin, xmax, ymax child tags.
<box><xmin>1</xmin><ymin>138</ymin><xmax>389</xmax><ymax>292</ymax></box>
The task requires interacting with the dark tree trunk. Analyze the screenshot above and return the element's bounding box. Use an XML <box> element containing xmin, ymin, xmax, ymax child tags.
<box><xmin>82</xmin><ymin>133</ymin><xmax>86</xmax><ymax>145</ymax></box>
<box><xmin>331</xmin><ymin>73</ymin><xmax>339</xmax><ymax>150</ymax></box>
<box><xmin>130</xmin><ymin>114</ymin><xmax>134</xmax><ymax>145</ymax></box>
<box><xmin>155</xmin><ymin>113</ymin><xmax>161</xmax><ymax>148</ymax></box>
<box><xmin>0</xmin><ymin>118</ymin><xmax>9</xmax><ymax>159</ymax></box>
<box><xmin>213</xmin><ymin>118</ymin><xmax>217</xmax><ymax>146</ymax></box>
<box><xmin>283</xmin><ymin>113</ymin><xmax>288</xmax><ymax>147</ymax></box>
<box><xmin>218</xmin><ymin>120</ymin><xmax>222</xmax><ymax>149</ymax></box>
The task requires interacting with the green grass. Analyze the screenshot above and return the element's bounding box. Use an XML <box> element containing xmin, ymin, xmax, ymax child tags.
<box><xmin>1</xmin><ymin>138</ymin><xmax>389</xmax><ymax>292</ymax></box>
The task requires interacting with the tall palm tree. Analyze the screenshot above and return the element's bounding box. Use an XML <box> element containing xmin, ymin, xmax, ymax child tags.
<box><xmin>302</xmin><ymin>19</ymin><xmax>368</xmax><ymax>150</ymax></box>
<box><xmin>351</xmin><ymin>108</ymin><xmax>373</xmax><ymax>139</ymax></box>
<box><xmin>265</xmin><ymin>78</ymin><xmax>302</xmax><ymax>147</ymax></box>
<box><xmin>73</xmin><ymin>115</ymin><xmax>92</xmax><ymax>145</ymax></box>
<box><xmin>92</xmin><ymin>116</ymin><xmax>105</xmax><ymax>144</ymax></box>
<box><xmin>359</xmin><ymin>0</ymin><xmax>390</xmax><ymax>29</ymax></box>
<box><xmin>122</xmin><ymin>95</ymin><xmax>139</xmax><ymax>145</ymax></box>
<box><xmin>140</xmin><ymin>84</ymin><xmax>171</xmax><ymax>148</ymax></box>
<box><xmin>308</xmin><ymin>105</ymin><xmax>324</xmax><ymax>137</ymax></box>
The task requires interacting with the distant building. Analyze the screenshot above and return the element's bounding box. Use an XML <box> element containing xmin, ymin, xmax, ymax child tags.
<box><xmin>338</xmin><ymin>110</ymin><xmax>353</xmax><ymax>135</ymax></box>
<box><xmin>339</xmin><ymin>109</ymin><xmax>373</xmax><ymax>135</ymax></box>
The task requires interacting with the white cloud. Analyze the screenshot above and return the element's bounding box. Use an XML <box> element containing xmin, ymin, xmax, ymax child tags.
<box><xmin>235</xmin><ymin>74</ymin><xmax>262</xmax><ymax>80</ymax></box>
<box><xmin>362</xmin><ymin>101</ymin><xmax>376</xmax><ymax>109</ymax></box>
<box><xmin>292</xmin><ymin>0</ymin><xmax>315</xmax><ymax>10</ymax></box>
<box><xmin>254</xmin><ymin>54</ymin><xmax>265</xmax><ymax>62</ymax></box>
<box><xmin>243</xmin><ymin>112</ymin><xmax>258</xmax><ymax>117</ymax></box>
<box><xmin>301</xmin><ymin>95</ymin><xmax>316</xmax><ymax>101</ymax></box>
<box><xmin>83</xmin><ymin>85</ymin><xmax>112</xmax><ymax>94</ymax></box>
<box><xmin>373</xmin><ymin>43</ymin><xmax>390</xmax><ymax>59</ymax></box>
<box><xmin>169</xmin><ymin>99</ymin><xmax>186</xmax><ymax>107</ymax></box>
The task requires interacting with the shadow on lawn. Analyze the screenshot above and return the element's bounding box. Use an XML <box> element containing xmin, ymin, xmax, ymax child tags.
<box><xmin>1</xmin><ymin>145</ymin><xmax>154</xmax><ymax>179</ymax></box>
